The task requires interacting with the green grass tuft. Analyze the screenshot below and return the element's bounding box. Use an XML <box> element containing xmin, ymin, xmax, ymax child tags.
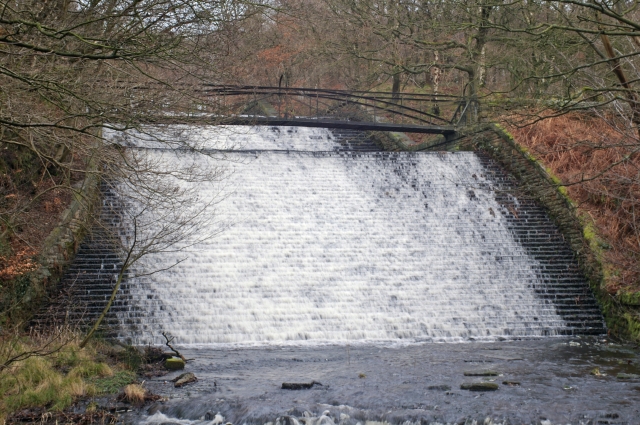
<box><xmin>0</xmin><ymin>337</ymin><xmax>138</xmax><ymax>421</ymax></box>
<box><xmin>69</xmin><ymin>361</ymin><xmax>113</xmax><ymax>378</ymax></box>
<box><xmin>91</xmin><ymin>370</ymin><xmax>137</xmax><ymax>394</ymax></box>
<box><xmin>0</xmin><ymin>357</ymin><xmax>87</xmax><ymax>413</ymax></box>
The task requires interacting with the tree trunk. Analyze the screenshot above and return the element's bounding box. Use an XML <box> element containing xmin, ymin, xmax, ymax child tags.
<box><xmin>600</xmin><ymin>33</ymin><xmax>640</xmax><ymax>140</ymax></box>
<box><xmin>392</xmin><ymin>71</ymin><xmax>401</xmax><ymax>103</ymax></box>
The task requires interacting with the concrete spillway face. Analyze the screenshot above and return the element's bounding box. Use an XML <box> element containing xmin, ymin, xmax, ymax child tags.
<box><xmin>105</xmin><ymin>125</ymin><xmax>588</xmax><ymax>346</ymax></box>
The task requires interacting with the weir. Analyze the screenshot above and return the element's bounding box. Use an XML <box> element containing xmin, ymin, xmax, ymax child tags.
<box><xmin>49</xmin><ymin>125</ymin><xmax>604</xmax><ymax>345</ymax></box>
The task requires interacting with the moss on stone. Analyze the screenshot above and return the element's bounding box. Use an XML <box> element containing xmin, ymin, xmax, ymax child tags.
<box><xmin>460</xmin><ymin>382</ymin><xmax>499</xmax><ymax>391</ymax></box>
<box><xmin>618</xmin><ymin>292</ymin><xmax>640</xmax><ymax>306</ymax></box>
<box><xmin>165</xmin><ymin>357</ymin><xmax>185</xmax><ymax>370</ymax></box>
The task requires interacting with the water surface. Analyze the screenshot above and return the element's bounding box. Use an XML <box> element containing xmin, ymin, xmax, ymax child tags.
<box><xmin>130</xmin><ymin>338</ymin><xmax>639</xmax><ymax>425</ymax></box>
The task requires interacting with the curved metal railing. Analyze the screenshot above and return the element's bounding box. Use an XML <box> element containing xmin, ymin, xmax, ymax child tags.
<box><xmin>196</xmin><ymin>85</ymin><xmax>469</xmax><ymax>126</ymax></box>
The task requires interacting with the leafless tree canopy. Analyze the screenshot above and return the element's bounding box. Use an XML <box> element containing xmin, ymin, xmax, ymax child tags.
<box><xmin>0</xmin><ymin>0</ymin><xmax>265</xmax><ymax>323</ymax></box>
<box><xmin>0</xmin><ymin>0</ymin><xmax>264</xmax><ymax>228</ymax></box>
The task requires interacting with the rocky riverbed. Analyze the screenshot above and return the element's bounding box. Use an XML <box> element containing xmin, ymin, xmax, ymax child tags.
<box><xmin>121</xmin><ymin>337</ymin><xmax>640</xmax><ymax>425</ymax></box>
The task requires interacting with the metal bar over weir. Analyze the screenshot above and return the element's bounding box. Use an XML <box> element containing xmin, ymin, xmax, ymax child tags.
<box><xmin>215</xmin><ymin>116</ymin><xmax>457</xmax><ymax>135</ymax></box>
<box><xmin>138</xmin><ymin>84</ymin><xmax>473</xmax><ymax>136</ymax></box>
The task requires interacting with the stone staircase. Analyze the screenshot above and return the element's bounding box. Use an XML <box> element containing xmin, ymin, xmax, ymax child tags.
<box><xmin>477</xmin><ymin>154</ymin><xmax>604</xmax><ymax>335</ymax></box>
<box><xmin>331</xmin><ymin>128</ymin><xmax>381</xmax><ymax>152</ymax></box>
<box><xmin>32</xmin><ymin>230</ymin><xmax>123</xmax><ymax>333</ymax></box>
<box><xmin>32</xmin><ymin>186</ymin><xmax>130</xmax><ymax>335</ymax></box>
<box><xmin>33</xmin><ymin>129</ymin><xmax>606</xmax><ymax>340</ymax></box>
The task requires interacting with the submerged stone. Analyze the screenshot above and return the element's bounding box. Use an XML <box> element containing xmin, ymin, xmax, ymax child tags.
<box><xmin>617</xmin><ymin>373</ymin><xmax>640</xmax><ymax>380</ymax></box>
<box><xmin>165</xmin><ymin>357</ymin><xmax>185</xmax><ymax>370</ymax></box>
<box><xmin>463</xmin><ymin>369</ymin><xmax>499</xmax><ymax>376</ymax></box>
<box><xmin>460</xmin><ymin>382</ymin><xmax>499</xmax><ymax>391</ymax></box>
<box><xmin>427</xmin><ymin>385</ymin><xmax>452</xmax><ymax>391</ymax></box>
<box><xmin>282</xmin><ymin>381</ymin><xmax>322</xmax><ymax>390</ymax></box>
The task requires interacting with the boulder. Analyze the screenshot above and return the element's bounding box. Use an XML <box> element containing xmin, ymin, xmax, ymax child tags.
<box><xmin>164</xmin><ymin>357</ymin><xmax>185</xmax><ymax>370</ymax></box>
<box><xmin>172</xmin><ymin>372</ymin><xmax>197</xmax><ymax>388</ymax></box>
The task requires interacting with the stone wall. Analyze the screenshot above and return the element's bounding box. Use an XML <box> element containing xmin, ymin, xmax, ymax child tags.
<box><xmin>454</xmin><ymin>124</ymin><xmax>640</xmax><ymax>341</ymax></box>
<box><xmin>13</xmin><ymin>164</ymin><xmax>101</xmax><ymax>324</ymax></box>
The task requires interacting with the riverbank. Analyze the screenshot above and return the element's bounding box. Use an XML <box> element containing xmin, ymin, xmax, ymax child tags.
<box><xmin>492</xmin><ymin>116</ymin><xmax>640</xmax><ymax>342</ymax></box>
<box><xmin>5</xmin><ymin>336</ymin><xmax>639</xmax><ymax>424</ymax></box>
<box><xmin>0</xmin><ymin>334</ymin><xmax>172</xmax><ymax>424</ymax></box>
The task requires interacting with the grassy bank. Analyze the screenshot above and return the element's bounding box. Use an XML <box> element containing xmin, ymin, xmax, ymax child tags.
<box><xmin>0</xmin><ymin>332</ymin><xmax>143</xmax><ymax>423</ymax></box>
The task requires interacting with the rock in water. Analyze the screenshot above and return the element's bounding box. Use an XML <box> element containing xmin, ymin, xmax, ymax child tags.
<box><xmin>281</xmin><ymin>381</ymin><xmax>322</xmax><ymax>390</ymax></box>
<box><xmin>165</xmin><ymin>357</ymin><xmax>185</xmax><ymax>370</ymax></box>
<box><xmin>427</xmin><ymin>385</ymin><xmax>452</xmax><ymax>391</ymax></box>
<box><xmin>172</xmin><ymin>372</ymin><xmax>197</xmax><ymax>387</ymax></box>
<box><xmin>460</xmin><ymin>382</ymin><xmax>499</xmax><ymax>391</ymax></box>
<box><xmin>617</xmin><ymin>373</ymin><xmax>640</xmax><ymax>380</ymax></box>
<box><xmin>590</xmin><ymin>367</ymin><xmax>604</xmax><ymax>376</ymax></box>
<box><xmin>463</xmin><ymin>369</ymin><xmax>499</xmax><ymax>376</ymax></box>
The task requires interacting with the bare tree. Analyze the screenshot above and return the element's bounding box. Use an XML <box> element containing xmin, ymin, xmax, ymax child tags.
<box><xmin>321</xmin><ymin>0</ymin><xmax>500</xmax><ymax>105</ymax></box>
<box><xmin>80</xmin><ymin>126</ymin><xmax>230</xmax><ymax>347</ymax></box>
<box><xmin>0</xmin><ymin>0</ymin><xmax>266</xmax><ymax>323</ymax></box>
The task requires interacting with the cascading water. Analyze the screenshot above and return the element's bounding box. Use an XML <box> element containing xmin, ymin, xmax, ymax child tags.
<box><xmin>101</xmin><ymin>125</ymin><xmax>603</xmax><ymax>346</ymax></box>
<box><xmin>47</xmin><ymin>124</ymin><xmax>634</xmax><ymax>425</ymax></box>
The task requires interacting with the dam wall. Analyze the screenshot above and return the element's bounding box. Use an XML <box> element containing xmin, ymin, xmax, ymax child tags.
<box><xmin>453</xmin><ymin>124</ymin><xmax>638</xmax><ymax>341</ymax></box>
<box><xmin>40</xmin><ymin>124</ymin><xmax>606</xmax><ymax>344</ymax></box>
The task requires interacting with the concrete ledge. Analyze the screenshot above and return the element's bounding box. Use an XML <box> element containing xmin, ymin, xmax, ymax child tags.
<box><xmin>214</xmin><ymin>116</ymin><xmax>456</xmax><ymax>135</ymax></box>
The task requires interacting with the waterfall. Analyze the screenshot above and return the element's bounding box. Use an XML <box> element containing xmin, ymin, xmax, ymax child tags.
<box><xmin>101</xmin><ymin>125</ymin><xmax>601</xmax><ymax>345</ymax></box>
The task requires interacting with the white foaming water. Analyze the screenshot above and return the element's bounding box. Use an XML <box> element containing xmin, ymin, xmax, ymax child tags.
<box><xmin>110</xmin><ymin>125</ymin><xmax>566</xmax><ymax>345</ymax></box>
<box><xmin>104</xmin><ymin>125</ymin><xmax>338</xmax><ymax>151</ymax></box>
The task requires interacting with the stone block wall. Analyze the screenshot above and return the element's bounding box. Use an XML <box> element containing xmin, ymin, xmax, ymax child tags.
<box><xmin>14</xmin><ymin>167</ymin><xmax>101</xmax><ymax>324</ymax></box>
<box><xmin>460</xmin><ymin>124</ymin><xmax>640</xmax><ymax>341</ymax></box>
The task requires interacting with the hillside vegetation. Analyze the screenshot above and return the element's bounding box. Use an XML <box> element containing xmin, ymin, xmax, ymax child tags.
<box><xmin>510</xmin><ymin>114</ymin><xmax>640</xmax><ymax>297</ymax></box>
